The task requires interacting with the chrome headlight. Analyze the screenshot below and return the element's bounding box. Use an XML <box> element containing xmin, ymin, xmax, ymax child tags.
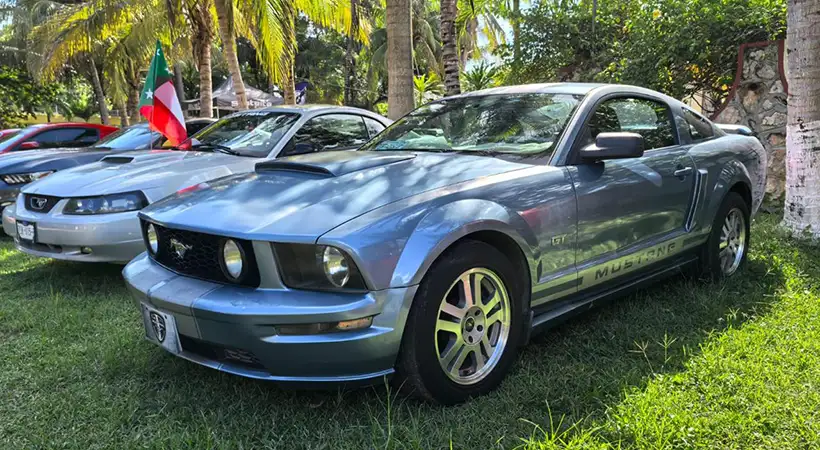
<box><xmin>221</xmin><ymin>239</ymin><xmax>245</xmax><ymax>280</ymax></box>
<box><xmin>63</xmin><ymin>191</ymin><xmax>148</xmax><ymax>215</ymax></box>
<box><xmin>1</xmin><ymin>171</ymin><xmax>53</xmax><ymax>185</ymax></box>
<box><xmin>273</xmin><ymin>244</ymin><xmax>366</xmax><ymax>291</ymax></box>
<box><xmin>146</xmin><ymin>224</ymin><xmax>159</xmax><ymax>255</ymax></box>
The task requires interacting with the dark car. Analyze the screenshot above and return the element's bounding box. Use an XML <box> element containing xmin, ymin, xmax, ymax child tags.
<box><xmin>0</xmin><ymin>119</ymin><xmax>215</xmax><ymax>211</ymax></box>
<box><xmin>0</xmin><ymin>123</ymin><xmax>119</xmax><ymax>154</ymax></box>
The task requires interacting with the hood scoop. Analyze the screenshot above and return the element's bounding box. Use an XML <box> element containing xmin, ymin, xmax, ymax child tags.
<box><xmin>101</xmin><ymin>156</ymin><xmax>134</xmax><ymax>164</ymax></box>
<box><xmin>256</xmin><ymin>152</ymin><xmax>415</xmax><ymax>177</ymax></box>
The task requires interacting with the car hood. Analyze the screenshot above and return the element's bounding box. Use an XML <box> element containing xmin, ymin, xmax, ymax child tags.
<box><xmin>0</xmin><ymin>148</ymin><xmax>110</xmax><ymax>174</ymax></box>
<box><xmin>23</xmin><ymin>150</ymin><xmax>253</xmax><ymax>197</ymax></box>
<box><xmin>143</xmin><ymin>151</ymin><xmax>533</xmax><ymax>241</ymax></box>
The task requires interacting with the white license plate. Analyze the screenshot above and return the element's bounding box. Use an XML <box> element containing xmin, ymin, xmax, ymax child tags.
<box><xmin>141</xmin><ymin>303</ymin><xmax>181</xmax><ymax>354</ymax></box>
<box><xmin>16</xmin><ymin>221</ymin><xmax>35</xmax><ymax>242</ymax></box>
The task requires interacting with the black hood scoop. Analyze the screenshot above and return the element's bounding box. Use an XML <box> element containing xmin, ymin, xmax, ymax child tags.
<box><xmin>255</xmin><ymin>152</ymin><xmax>415</xmax><ymax>177</ymax></box>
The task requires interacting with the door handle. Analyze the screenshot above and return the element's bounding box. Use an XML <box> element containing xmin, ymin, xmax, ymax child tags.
<box><xmin>674</xmin><ymin>166</ymin><xmax>693</xmax><ymax>178</ymax></box>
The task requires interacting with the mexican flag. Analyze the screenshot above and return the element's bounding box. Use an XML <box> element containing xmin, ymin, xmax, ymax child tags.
<box><xmin>138</xmin><ymin>41</ymin><xmax>187</xmax><ymax>146</ymax></box>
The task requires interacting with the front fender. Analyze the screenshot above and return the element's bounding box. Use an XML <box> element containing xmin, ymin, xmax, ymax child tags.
<box><xmin>393</xmin><ymin>199</ymin><xmax>538</xmax><ymax>288</ymax></box>
<box><xmin>699</xmin><ymin>158</ymin><xmax>752</xmax><ymax>233</ymax></box>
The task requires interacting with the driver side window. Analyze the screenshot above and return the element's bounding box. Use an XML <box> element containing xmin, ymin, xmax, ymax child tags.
<box><xmin>581</xmin><ymin>97</ymin><xmax>676</xmax><ymax>151</ymax></box>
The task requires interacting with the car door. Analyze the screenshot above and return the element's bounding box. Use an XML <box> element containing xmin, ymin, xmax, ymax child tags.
<box><xmin>566</xmin><ymin>95</ymin><xmax>697</xmax><ymax>289</ymax></box>
<box><xmin>279</xmin><ymin>114</ymin><xmax>371</xmax><ymax>157</ymax></box>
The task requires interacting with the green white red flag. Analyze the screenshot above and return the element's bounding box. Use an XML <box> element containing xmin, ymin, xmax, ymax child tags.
<box><xmin>138</xmin><ymin>41</ymin><xmax>187</xmax><ymax>146</ymax></box>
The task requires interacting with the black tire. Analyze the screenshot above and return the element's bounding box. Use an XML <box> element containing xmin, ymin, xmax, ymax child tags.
<box><xmin>395</xmin><ymin>240</ymin><xmax>524</xmax><ymax>405</ymax></box>
<box><xmin>699</xmin><ymin>191</ymin><xmax>751</xmax><ymax>280</ymax></box>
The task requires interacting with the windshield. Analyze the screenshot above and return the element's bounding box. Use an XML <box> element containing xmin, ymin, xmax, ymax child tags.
<box><xmin>188</xmin><ymin>111</ymin><xmax>300</xmax><ymax>157</ymax></box>
<box><xmin>0</xmin><ymin>131</ymin><xmax>19</xmax><ymax>143</ymax></box>
<box><xmin>362</xmin><ymin>93</ymin><xmax>583</xmax><ymax>156</ymax></box>
<box><xmin>93</xmin><ymin>125</ymin><xmax>160</xmax><ymax>150</ymax></box>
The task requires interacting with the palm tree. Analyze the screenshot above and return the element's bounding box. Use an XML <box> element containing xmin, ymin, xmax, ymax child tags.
<box><xmin>413</xmin><ymin>72</ymin><xmax>444</xmax><ymax>105</ymax></box>
<box><xmin>441</xmin><ymin>0</ymin><xmax>461</xmax><ymax>96</ymax></box>
<box><xmin>461</xmin><ymin>61</ymin><xmax>499</xmax><ymax>91</ymax></box>
<box><xmin>387</xmin><ymin>0</ymin><xmax>414</xmax><ymax>118</ymax></box>
<box><xmin>456</xmin><ymin>0</ymin><xmax>507</xmax><ymax>65</ymax></box>
<box><xmin>187</xmin><ymin>0</ymin><xmax>216</xmax><ymax>118</ymax></box>
<box><xmin>783</xmin><ymin>0</ymin><xmax>820</xmax><ymax>237</ymax></box>
<box><xmin>213</xmin><ymin>0</ymin><xmax>248</xmax><ymax>109</ymax></box>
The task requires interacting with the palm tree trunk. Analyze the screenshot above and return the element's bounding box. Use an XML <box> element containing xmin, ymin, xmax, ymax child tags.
<box><xmin>213</xmin><ymin>0</ymin><xmax>248</xmax><ymax>110</ymax></box>
<box><xmin>127</xmin><ymin>87</ymin><xmax>141</xmax><ymax>124</ymax></box>
<box><xmin>783</xmin><ymin>0</ymin><xmax>820</xmax><ymax>237</ymax></box>
<box><xmin>440</xmin><ymin>0</ymin><xmax>461</xmax><ymax>96</ymax></box>
<box><xmin>344</xmin><ymin>0</ymin><xmax>360</xmax><ymax>106</ymax></box>
<box><xmin>198</xmin><ymin>42</ymin><xmax>214</xmax><ymax>118</ymax></box>
<box><xmin>88</xmin><ymin>57</ymin><xmax>110</xmax><ymax>125</ymax></box>
<box><xmin>282</xmin><ymin>54</ymin><xmax>296</xmax><ymax>105</ymax></box>
<box><xmin>512</xmin><ymin>0</ymin><xmax>521</xmax><ymax>69</ymax></box>
<box><xmin>118</xmin><ymin>99</ymin><xmax>129</xmax><ymax>127</ymax></box>
<box><xmin>174</xmin><ymin>62</ymin><xmax>188</xmax><ymax>119</ymax></box>
<box><xmin>387</xmin><ymin>0</ymin><xmax>414</xmax><ymax>119</ymax></box>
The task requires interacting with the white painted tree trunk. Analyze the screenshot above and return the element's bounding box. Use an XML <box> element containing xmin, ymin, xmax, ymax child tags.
<box><xmin>783</xmin><ymin>0</ymin><xmax>820</xmax><ymax>237</ymax></box>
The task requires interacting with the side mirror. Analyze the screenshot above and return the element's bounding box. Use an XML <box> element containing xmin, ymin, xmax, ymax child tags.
<box><xmin>292</xmin><ymin>142</ymin><xmax>315</xmax><ymax>155</ymax></box>
<box><xmin>579</xmin><ymin>132</ymin><xmax>644</xmax><ymax>161</ymax></box>
<box><xmin>18</xmin><ymin>141</ymin><xmax>40</xmax><ymax>150</ymax></box>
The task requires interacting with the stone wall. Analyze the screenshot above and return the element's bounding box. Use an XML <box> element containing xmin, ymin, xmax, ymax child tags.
<box><xmin>712</xmin><ymin>40</ymin><xmax>788</xmax><ymax>205</ymax></box>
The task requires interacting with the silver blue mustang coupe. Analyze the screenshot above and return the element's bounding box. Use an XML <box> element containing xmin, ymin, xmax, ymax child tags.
<box><xmin>124</xmin><ymin>84</ymin><xmax>766</xmax><ymax>404</ymax></box>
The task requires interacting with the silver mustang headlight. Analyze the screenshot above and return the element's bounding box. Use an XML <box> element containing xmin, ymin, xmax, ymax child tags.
<box><xmin>1</xmin><ymin>171</ymin><xmax>54</xmax><ymax>185</ymax></box>
<box><xmin>221</xmin><ymin>239</ymin><xmax>245</xmax><ymax>280</ymax></box>
<box><xmin>273</xmin><ymin>243</ymin><xmax>366</xmax><ymax>291</ymax></box>
<box><xmin>63</xmin><ymin>191</ymin><xmax>148</xmax><ymax>215</ymax></box>
<box><xmin>146</xmin><ymin>224</ymin><xmax>159</xmax><ymax>254</ymax></box>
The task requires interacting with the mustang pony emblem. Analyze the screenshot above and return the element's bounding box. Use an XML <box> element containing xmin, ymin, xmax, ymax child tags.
<box><xmin>29</xmin><ymin>197</ymin><xmax>48</xmax><ymax>210</ymax></box>
<box><xmin>169</xmin><ymin>238</ymin><xmax>192</xmax><ymax>258</ymax></box>
<box><xmin>149</xmin><ymin>312</ymin><xmax>166</xmax><ymax>343</ymax></box>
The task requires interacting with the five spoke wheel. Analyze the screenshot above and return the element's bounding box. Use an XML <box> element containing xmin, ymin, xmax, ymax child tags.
<box><xmin>434</xmin><ymin>268</ymin><xmax>511</xmax><ymax>385</ymax></box>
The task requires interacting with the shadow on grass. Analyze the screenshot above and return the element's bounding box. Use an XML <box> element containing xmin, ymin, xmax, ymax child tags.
<box><xmin>0</xmin><ymin>222</ymin><xmax>790</xmax><ymax>449</ymax></box>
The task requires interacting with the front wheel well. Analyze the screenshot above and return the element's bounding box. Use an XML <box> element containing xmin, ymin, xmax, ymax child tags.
<box><xmin>449</xmin><ymin>230</ymin><xmax>532</xmax><ymax>308</ymax></box>
<box><xmin>730</xmin><ymin>181</ymin><xmax>752</xmax><ymax>209</ymax></box>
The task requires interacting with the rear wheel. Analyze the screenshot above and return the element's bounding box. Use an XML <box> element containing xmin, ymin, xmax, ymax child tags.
<box><xmin>396</xmin><ymin>240</ymin><xmax>523</xmax><ymax>404</ymax></box>
<box><xmin>700</xmin><ymin>192</ymin><xmax>750</xmax><ymax>279</ymax></box>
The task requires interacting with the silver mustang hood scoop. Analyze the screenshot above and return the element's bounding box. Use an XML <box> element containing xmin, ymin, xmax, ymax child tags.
<box><xmin>255</xmin><ymin>152</ymin><xmax>415</xmax><ymax>177</ymax></box>
<box><xmin>100</xmin><ymin>151</ymin><xmax>176</xmax><ymax>165</ymax></box>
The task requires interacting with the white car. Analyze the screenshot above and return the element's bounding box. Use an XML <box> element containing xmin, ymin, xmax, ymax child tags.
<box><xmin>3</xmin><ymin>105</ymin><xmax>390</xmax><ymax>263</ymax></box>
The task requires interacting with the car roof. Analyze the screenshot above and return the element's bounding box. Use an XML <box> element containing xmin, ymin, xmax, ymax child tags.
<box><xmin>237</xmin><ymin>104</ymin><xmax>385</xmax><ymax>117</ymax></box>
<box><xmin>29</xmin><ymin>122</ymin><xmax>119</xmax><ymax>131</ymax></box>
<box><xmin>458</xmin><ymin>83</ymin><xmax>609</xmax><ymax>98</ymax></box>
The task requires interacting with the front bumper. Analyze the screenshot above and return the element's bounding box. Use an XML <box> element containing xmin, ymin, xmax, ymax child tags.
<box><xmin>10</xmin><ymin>197</ymin><xmax>144</xmax><ymax>263</ymax></box>
<box><xmin>123</xmin><ymin>253</ymin><xmax>417</xmax><ymax>385</ymax></box>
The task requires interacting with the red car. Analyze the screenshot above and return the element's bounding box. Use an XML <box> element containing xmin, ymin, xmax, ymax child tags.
<box><xmin>0</xmin><ymin>123</ymin><xmax>118</xmax><ymax>154</ymax></box>
<box><xmin>0</xmin><ymin>129</ymin><xmax>21</xmax><ymax>142</ymax></box>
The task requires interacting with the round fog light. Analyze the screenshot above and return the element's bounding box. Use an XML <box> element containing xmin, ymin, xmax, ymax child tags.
<box><xmin>222</xmin><ymin>239</ymin><xmax>244</xmax><ymax>280</ymax></box>
<box><xmin>322</xmin><ymin>246</ymin><xmax>350</xmax><ymax>287</ymax></box>
<box><xmin>146</xmin><ymin>224</ymin><xmax>158</xmax><ymax>254</ymax></box>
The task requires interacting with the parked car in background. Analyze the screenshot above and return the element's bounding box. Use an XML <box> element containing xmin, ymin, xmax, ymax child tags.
<box><xmin>3</xmin><ymin>105</ymin><xmax>390</xmax><ymax>262</ymax></box>
<box><xmin>0</xmin><ymin>123</ymin><xmax>118</xmax><ymax>154</ymax></box>
<box><xmin>0</xmin><ymin>129</ymin><xmax>21</xmax><ymax>143</ymax></box>
<box><xmin>0</xmin><ymin>120</ymin><xmax>215</xmax><ymax>214</ymax></box>
<box><xmin>123</xmin><ymin>83</ymin><xmax>766</xmax><ymax>404</ymax></box>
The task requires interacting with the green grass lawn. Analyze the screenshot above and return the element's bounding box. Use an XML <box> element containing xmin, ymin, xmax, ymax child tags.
<box><xmin>1</xmin><ymin>214</ymin><xmax>818</xmax><ymax>449</ymax></box>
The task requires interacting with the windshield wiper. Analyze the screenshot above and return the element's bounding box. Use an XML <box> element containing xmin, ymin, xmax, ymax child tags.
<box><xmin>189</xmin><ymin>143</ymin><xmax>242</xmax><ymax>156</ymax></box>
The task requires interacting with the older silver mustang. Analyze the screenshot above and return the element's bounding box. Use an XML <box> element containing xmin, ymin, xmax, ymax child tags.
<box><xmin>3</xmin><ymin>105</ymin><xmax>389</xmax><ymax>263</ymax></box>
<box><xmin>124</xmin><ymin>83</ymin><xmax>766</xmax><ymax>404</ymax></box>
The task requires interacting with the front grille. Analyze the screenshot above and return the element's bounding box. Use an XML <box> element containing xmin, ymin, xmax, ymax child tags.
<box><xmin>179</xmin><ymin>335</ymin><xmax>265</xmax><ymax>371</ymax></box>
<box><xmin>23</xmin><ymin>194</ymin><xmax>61</xmax><ymax>213</ymax></box>
<box><xmin>145</xmin><ymin>221</ymin><xmax>260</xmax><ymax>287</ymax></box>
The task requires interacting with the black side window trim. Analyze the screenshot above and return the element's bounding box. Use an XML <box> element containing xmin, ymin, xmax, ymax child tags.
<box><xmin>681</xmin><ymin>107</ymin><xmax>718</xmax><ymax>144</ymax></box>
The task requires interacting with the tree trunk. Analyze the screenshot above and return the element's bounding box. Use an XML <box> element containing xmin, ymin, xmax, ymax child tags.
<box><xmin>198</xmin><ymin>43</ymin><xmax>214</xmax><ymax>118</ymax></box>
<box><xmin>387</xmin><ymin>0</ymin><xmax>414</xmax><ymax>119</ymax></box>
<box><xmin>783</xmin><ymin>0</ymin><xmax>820</xmax><ymax>237</ymax></box>
<box><xmin>88</xmin><ymin>57</ymin><xmax>110</xmax><ymax>125</ymax></box>
<box><xmin>174</xmin><ymin>61</ymin><xmax>188</xmax><ymax>118</ymax></box>
<box><xmin>118</xmin><ymin>99</ymin><xmax>129</xmax><ymax>127</ymax></box>
<box><xmin>440</xmin><ymin>0</ymin><xmax>461</xmax><ymax>96</ymax></box>
<box><xmin>282</xmin><ymin>54</ymin><xmax>296</xmax><ymax>105</ymax></box>
<box><xmin>191</xmin><ymin>0</ymin><xmax>214</xmax><ymax>118</ymax></box>
<box><xmin>344</xmin><ymin>0</ymin><xmax>360</xmax><ymax>106</ymax></box>
<box><xmin>213</xmin><ymin>0</ymin><xmax>248</xmax><ymax>110</ymax></box>
<box><xmin>127</xmin><ymin>87</ymin><xmax>141</xmax><ymax>124</ymax></box>
<box><xmin>512</xmin><ymin>0</ymin><xmax>521</xmax><ymax>71</ymax></box>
